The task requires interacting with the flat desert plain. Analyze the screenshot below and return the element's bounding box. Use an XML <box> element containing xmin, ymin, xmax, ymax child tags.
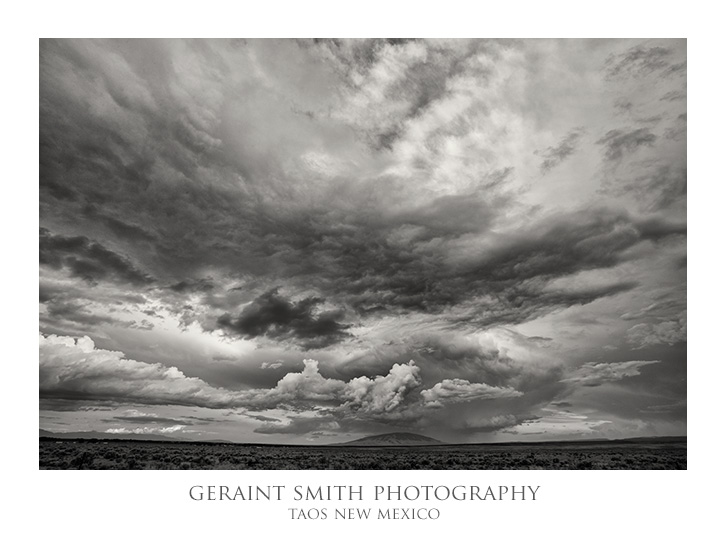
<box><xmin>39</xmin><ymin>436</ymin><xmax>686</xmax><ymax>470</ymax></box>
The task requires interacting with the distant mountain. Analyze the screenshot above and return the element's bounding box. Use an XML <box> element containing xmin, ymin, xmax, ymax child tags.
<box><xmin>335</xmin><ymin>432</ymin><xmax>444</xmax><ymax>447</ymax></box>
<box><xmin>611</xmin><ymin>436</ymin><xmax>687</xmax><ymax>444</ymax></box>
<box><xmin>39</xmin><ymin>429</ymin><xmax>185</xmax><ymax>442</ymax></box>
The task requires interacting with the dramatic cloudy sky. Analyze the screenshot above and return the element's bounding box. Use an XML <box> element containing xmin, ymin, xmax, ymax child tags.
<box><xmin>39</xmin><ymin>39</ymin><xmax>686</xmax><ymax>444</ymax></box>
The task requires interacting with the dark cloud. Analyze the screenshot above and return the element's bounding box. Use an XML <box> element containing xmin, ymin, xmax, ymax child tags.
<box><xmin>608</xmin><ymin>165</ymin><xmax>686</xmax><ymax>211</ymax></box>
<box><xmin>169</xmin><ymin>278</ymin><xmax>215</xmax><ymax>293</ymax></box>
<box><xmin>465</xmin><ymin>211</ymin><xmax>642</xmax><ymax>277</ymax></box>
<box><xmin>660</xmin><ymin>91</ymin><xmax>686</xmax><ymax>102</ymax></box>
<box><xmin>244</xmin><ymin>414</ymin><xmax>282</xmax><ymax>423</ymax></box>
<box><xmin>276</xmin><ymin>208</ymin><xmax>676</xmax><ymax>323</ymax></box>
<box><xmin>43</xmin><ymin>299</ymin><xmax>132</xmax><ymax>328</ymax></box>
<box><xmin>665</xmin><ymin>114</ymin><xmax>687</xmax><ymax>142</ymax></box>
<box><xmin>633</xmin><ymin>217</ymin><xmax>686</xmax><ymax>241</ymax></box>
<box><xmin>217</xmin><ymin>289</ymin><xmax>352</xmax><ymax>349</ymax></box>
<box><xmin>181</xmin><ymin>206</ymin><xmax>682</xmax><ymax>347</ymax></box>
<box><xmin>392</xmin><ymin>194</ymin><xmax>497</xmax><ymax>238</ymax></box>
<box><xmin>605</xmin><ymin>44</ymin><xmax>683</xmax><ymax>79</ymax></box>
<box><xmin>660</xmin><ymin>61</ymin><xmax>686</xmax><ymax>78</ymax></box>
<box><xmin>39</xmin><ymin>399</ymin><xmax>119</xmax><ymax>412</ymax></box>
<box><xmin>539</xmin><ymin>129</ymin><xmax>583</xmax><ymax>173</ymax></box>
<box><xmin>81</xmin><ymin>205</ymin><xmax>157</xmax><ymax>243</ymax></box>
<box><xmin>635</xmin><ymin>115</ymin><xmax>663</xmax><ymax>126</ymax></box>
<box><xmin>459</xmin><ymin>282</ymin><xmax>639</xmax><ymax>332</ymax></box>
<box><xmin>597</xmin><ymin>128</ymin><xmax>657</xmax><ymax>162</ymax></box>
<box><xmin>39</xmin><ymin>41</ymin><xmax>679</xmax><ymax>334</ymax></box>
<box><xmin>40</xmin><ymin>228</ymin><xmax>153</xmax><ymax>286</ymax></box>
<box><xmin>40</xmin><ymin>179</ymin><xmax>78</xmax><ymax>202</ymax></box>
<box><xmin>39</xmin><ymin>285</ymin><xmax>55</xmax><ymax>303</ymax></box>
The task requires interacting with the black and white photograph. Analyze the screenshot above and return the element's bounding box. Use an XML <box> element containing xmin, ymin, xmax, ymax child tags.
<box><xmin>39</xmin><ymin>38</ymin><xmax>687</xmax><ymax>470</ymax></box>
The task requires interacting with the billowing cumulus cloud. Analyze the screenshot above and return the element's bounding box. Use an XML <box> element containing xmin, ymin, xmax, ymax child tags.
<box><xmin>39</xmin><ymin>38</ymin><xmax>686</xmax><ymax>443</ymax></box>
<box><xmin>626</xmin><ymin>311</ymin><xmax>687</xmax><ymax>348</ymax></box>
<box><xmin>247</xmin><ymin>359</ymin><xmax>346</xmax><ymax>408</ymax></box>
<box><xmin>42</xmin><ymin>333</ymin><xmax>343</xmax><ymax>410</ymax></box>
<box><xmin>343</xmin><ymin>361</ymin><xmax>422</xmax><ymax>415</ymax></box>
<box><xmin>420</xmin><ymin>379</ymin><xmax>522</xmax><ymax>407</ymax></box>
<box><xmin>40</xmin><ymin>333</ymin><xmax>244</xmax><ymax>408</ymax></box>
<box><xmin>40</xmin><ymin>332</ymin><xmax>539</xmax><ymax>436</ymax></box>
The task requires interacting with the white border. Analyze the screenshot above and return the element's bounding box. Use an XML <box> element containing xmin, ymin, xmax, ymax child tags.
<box><xmin>3</xmin><ymin>1</ymin><xmax>722</xmax><ymax>532</ymax></box>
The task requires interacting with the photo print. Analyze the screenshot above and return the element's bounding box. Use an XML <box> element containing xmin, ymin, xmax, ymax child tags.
<box><xmin>39</xmin><ymin>38</ymin><xmax>686</xmax><ymax>469</ymax></box>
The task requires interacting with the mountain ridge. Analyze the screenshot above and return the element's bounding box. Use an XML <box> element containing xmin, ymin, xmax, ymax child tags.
<box><xmin>333</xmin><ymin>432</ymin><xmax>444</xmax><ymax>447</ymax></box>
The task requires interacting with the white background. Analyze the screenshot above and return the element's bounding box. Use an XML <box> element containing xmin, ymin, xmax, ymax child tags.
<box><xmin>2</xmin><ymin>1</ymin><xmax>722</xmax><ymax>532</ymax></box>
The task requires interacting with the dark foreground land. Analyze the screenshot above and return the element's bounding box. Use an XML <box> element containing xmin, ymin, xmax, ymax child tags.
<box><xmin>40</xmin><ymin>437</ymin><xmax>686</xmax><ymax>469</ymax></box>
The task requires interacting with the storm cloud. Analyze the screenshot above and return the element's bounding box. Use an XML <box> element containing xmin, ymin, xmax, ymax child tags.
<box><xmin>217</xmin><ymin>289</ymin><xmax>352</xmax><ymax>349</ymax></box>
<box><xmin>40</xmin><ymin>228</ymin><xmax>153</xmax><ymax>286</ymax></box>
<box><xmin>39</xmin><ymin>38</ymin><xmax>686</xmax><ymax>443</ymax></box>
